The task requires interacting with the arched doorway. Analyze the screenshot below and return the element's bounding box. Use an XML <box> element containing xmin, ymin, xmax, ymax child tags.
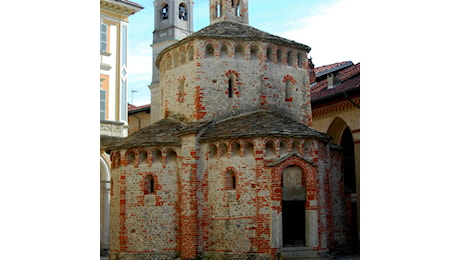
<box><xmin>282</xmin><ymin>165</ymin><xmax>306</xmax><ymax>247</ymax></box>
<box><xmin>100</xmin><ymin>154</ymin><xmax>111</xmax><ymax>256</ymax></box>
<box><xmin>327</xmin><ymin>117</ymin><xmax>359</xmax><ymax>252</ymax></box>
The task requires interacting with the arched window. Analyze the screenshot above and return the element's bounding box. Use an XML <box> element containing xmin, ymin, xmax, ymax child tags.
<box><xmin>265</xmin><ymin>141</ymin><xmax>276</xmax><ymax>158</ymax></box>
<box><xmin>216</xmin><ymin>1</ymin><xmax>222</xmax><ymax>18</ymax></box>
<box><xmin>178</xmin><ymin>3</ymin><xmax>188</xmax><ymax>20</ymax></box>
<box><xmin>297</xmin><ymin>52</ymin><xmax>304</xmax><ymax>68</ymax></box>
<box><xmin>228</xmin><ymin>75</ymin><xmax>234</xmax><ymax>98</ymax></box>
<box><xmin>287</xmin><ymin>51</ymin><xmax>294</xmax><ymax>66</ymax></box>
<box><xmin>220</xmin><ymin>44</ymin><xmax>229</xmax><ymax>59</ymax></box>
<box><xmin>235</xmin><ymin>0</ymin><xmax>241</xmax><ymax>16</ymax></box>
<box><xmin>285</xmin><ymin>80</ymin><xmax>293</xmax><ymax>101</ymax></box>
<box><xmin>226</xmin><ymin>169</ymin><xmax>236</xmax><ymax>190</ymax></box>
<box><xmin>277</xmin><ymin>49</ymin><xmax>283</xmax><ymax>64</ymax></box>
<box><xmin>173</xmin><ymin>51</ymin><xmax>180</xmax><ymax>67</ymax></box>
<box><xmin>205</xmin><ymin>44</ymin><xmax>214</xmax><ymax>58</ymax></box>
<box><xmin>266</xmin><ymin>47</ymin><xmax>273</xmax><ymax>63</ymax></box>
<box><xmin>145</xmin><ymin>174</ymin><xmax>155</xmax><ymax>194</ymax></box>
<box><xmin>161</xmin><ymin>4</ymin><xmax>169</xmax><ymax>20</ymax></box>
<box><xmin>209</xmin><ymin>144</ymin><xmax>218</xmax><ymax>159</ymax></box>
<box><xmin>250</xmin><ymin>45</ymin><xmax>259</xmax><ymax>61</ymax></box>
<box><xmin>235</xmin><ymin>44</ymin><xmax>244</xmax><ymax>60</ymax></box>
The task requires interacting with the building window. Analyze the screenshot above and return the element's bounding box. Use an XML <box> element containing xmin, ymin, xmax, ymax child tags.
<box><xmin>285</xmin><ymin>80</ymin><xmax>293</xmax><ymax>101</ymax></box>
<box><xmin>179</xmin><ymin>3</ymin><xmax>187</xmax><ymax>20</ymax></box>
<box><xmin>145</xmin><ymin>175</ymin><xmax>155</xmax><ymax>194</ymax></box>
<box><xmin>161</xmin><ymin>5</ymin><xmax>169</xmax><ymax>20</ymax></box>
<box><xmin>267</xmin><ymin>47</ymin><xmax>273</xmax><ymax>63</ymax></box>
<box><xmin>226</xmin><ymin>169</ymin><xmax>236</xmax><ymax>190</ymax></box>
<box><xmin>100</xmin><ymin>23</ymin><xmax>107</xmax><ymax>52</ymax></box>
<box><xmin>216</xmin><ymin>1</ymin><xmax>222</xmax><ymax>18</ymax></box>
<box><xmin>205</xmin><ymin>44</ymin><xmax>214</xmax><ymax>58</ymax></box>
<box><xmin>287</xmin><ymin>51</ymin><xmax>293</xmax><ymax>66</ymax></box>
<box><xmin>228</xmin><ymin>76</ymin><xmax>234</xmax><ymax>98</ymax></box>
<box><xmin>100</xmin><ymin>89</ymin><xmax>106</xmax><ymax>120</ymax></box>
<box><xmin>277</xmin><ymin>49</ymin><xmax>283</xmax><ymax>64</ymax></box>
<box><xmin>235</xmin><ymin>0</ymin><xmax>241</xmax><ymax>17</ymax></box>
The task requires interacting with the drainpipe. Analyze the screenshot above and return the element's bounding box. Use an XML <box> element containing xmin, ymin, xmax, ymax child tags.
<box><xmin>344</xmin><ymin>88</ymin><xmax>360</xmax><ymax>109</ymax></box>
<box><xmin>131</xmin><ymin>113</ymin><xmax>141</xmax><ymax>132</ymax></box>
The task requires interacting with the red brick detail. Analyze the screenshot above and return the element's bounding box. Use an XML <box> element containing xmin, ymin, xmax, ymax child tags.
<box><xmin>194</xmin><ymin>86</ymin><xmax>206</xmax><ymax>120</ymax></box>
<box><xmin>282</xmin><ymin>74</ymin><xmax>297</xmax><ymax>85</ymax></box>
<box><xmin>119</xmin><ymin>171</ymin><xmax>128</xmax><ymax>251</ymax></box>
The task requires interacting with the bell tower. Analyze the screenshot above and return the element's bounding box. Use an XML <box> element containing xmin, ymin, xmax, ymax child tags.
<box><xmin>150</xmin><ymin>0</ymin><xmax>194</xmax><ymax>123</ymax></box>
<box><xmin>210</xmin><ymin>0</ymin><xmax>248</xmax><ymax>25</ymax></box>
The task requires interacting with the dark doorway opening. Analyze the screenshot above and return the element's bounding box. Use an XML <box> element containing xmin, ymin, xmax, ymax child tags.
<box><xmin>341</xmin><ymin>126</ymin><xmax>359</xmax><ymax>253</ymax></box>
<box><xmin>282</xmin><ymin>200</ymin><xmax>306</xmax><ymax>247</ymax></box>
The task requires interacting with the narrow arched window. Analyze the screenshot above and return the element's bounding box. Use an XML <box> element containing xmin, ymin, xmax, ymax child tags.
<box><xmin>205</xmin><ymin>44</ymin><xmax>214</xmax><ymax>58</ymax></box>
<box><xmin>235</xmin><ymin>44</ymin><xmax>244</xmax><ymax>60</ymax></box>
<box><xmin>228</xmin><ymin>76</ymin><xmax>234</xmax><ymax>98</ymax></box>
<box><xmin>220</xmin><ymin>44</ymin><xmax>229</xmax><ymax>59</ymax></box>
<box><xmin>297</xmin><ymin>52</ymin><xmax>304</xmax><ymax>68</ymax></box>
<box><xmin>236</xmin><ymin>0</ymin><xmax>241</xmax><ymax>17</ymax></box>
<box><xmin>250</xmin><ymin>45</ymin><xmax>259</xmax><ymax>61</ymax></box>
<box><xmin>178</xmin><ymin>3</ymin><xmax>188</xmax><ymax>20</ymax></box>
<box><xmin>285</xmin><ymin>80</ymin><xmax>293</xmax><ymax>101</ymax></box>
<box><xmin>287</xmin><ymin>51</ymin><xmax>293</xmax><ymax>66</ymax></box>
<box><xmin>161</xmin><ymin>4</ymin><xmax>169</xmax><ymax>20</ymax></box>
<box><xmin>216</xmin><ymin>2</ymin><xmax>221</xmax><ymax>18</ymax></box>
<box><xmin>277</xmin><ymin>49</ymin><xmax>283</xmax><ymax>64</ymax></box>
<box><xmin>226</xmin><ymin>169</ymin><xmax>236</xmax><ymax>190</ymax></box>
<box><xmin>145</xmin><ymin>174</ymin><xmax>155</xmax><ymax>194</ymax></box>
<box><xmin>267</xmin><ymin>47</ymin><xmax>273</xmax><ymax>63</ymax></box>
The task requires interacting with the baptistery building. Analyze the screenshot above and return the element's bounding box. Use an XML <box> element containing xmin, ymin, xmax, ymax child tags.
<box><xmin>107</xmin><ymin>1</ymin><xmax>350</xmax><ymax>259</ymax></box>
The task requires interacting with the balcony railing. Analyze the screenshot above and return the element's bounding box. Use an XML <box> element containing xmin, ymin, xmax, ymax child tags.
<box><xmin>100</xmin><ymin>120</ymin><xmax>128</xmax><ymax>139</ymax></box>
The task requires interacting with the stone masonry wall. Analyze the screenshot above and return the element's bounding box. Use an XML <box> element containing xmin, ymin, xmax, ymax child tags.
<box><xmin>109</xmin><ymin>136</ymin><xmax>341</xmax><ymax>259</ymax></box>
<box><xmin>159</xmin><ymin>39</ymin><xmax>312</xmax><ymax>125</ymax></box>
<box><xmin>109</xmin><ymin>147</ymin><xmax>181</xmax><ymax>260</ymax></box>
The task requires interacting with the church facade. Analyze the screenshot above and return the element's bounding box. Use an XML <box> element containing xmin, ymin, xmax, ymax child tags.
<box><xmin>107</xmin><ymin>1</ymin><xmax>351</xmax><ymax>259</ymax></box>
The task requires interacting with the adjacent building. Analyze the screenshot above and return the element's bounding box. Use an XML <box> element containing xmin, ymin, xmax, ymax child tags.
<box><xmin>100</xmin><ymin>0</ymin><xmax>143</xmax><ymax>256</ymax></box>
<box><xmin>310</xmin><ymin>61</ymin><xmax>360</xmax><ymax>253</ymax></box>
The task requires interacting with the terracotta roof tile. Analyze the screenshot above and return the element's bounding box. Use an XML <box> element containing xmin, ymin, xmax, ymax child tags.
<box><xmin>128</xmin><ymin>104</ymin><xmax>150</xmax><ymax>112</ymax></box>
<box><xmin>311</xmin><ymin>63</ymin><xmax>360</xmax><ymax>102</ymax></box>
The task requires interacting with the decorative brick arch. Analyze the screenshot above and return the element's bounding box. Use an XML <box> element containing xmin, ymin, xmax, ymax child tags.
<box><xmin>270</xmin><ymin>155</ymin><xmax>318</xmax><ymax>212</ymax></box>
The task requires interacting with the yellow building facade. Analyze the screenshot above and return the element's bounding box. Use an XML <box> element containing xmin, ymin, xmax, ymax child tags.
<box><xmin>311</xmin><ymin>61</ymin><xmax>360</xmax><ymax>253</ymax></box>
<box><xmin>100</xmin><ymin>0</ymin><xmax>142</xmax><ymax>256</ymax></box>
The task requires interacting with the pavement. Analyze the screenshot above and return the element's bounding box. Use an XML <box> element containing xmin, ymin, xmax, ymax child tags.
<box><xmin>100</xmin><ymin>255</ymin><xmax>359</xmax><ymax>259</ymax></box>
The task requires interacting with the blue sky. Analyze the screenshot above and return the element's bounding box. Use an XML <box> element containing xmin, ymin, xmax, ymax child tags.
<box><xmin>127</xmin><ymin>0</ymin><xmax>363</xmax><ymax>106</ymax></box>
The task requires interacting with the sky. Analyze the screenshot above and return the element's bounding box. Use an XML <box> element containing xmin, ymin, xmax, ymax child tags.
<box><xmin>127</xmin><ymin>0</ymin><xmax>363</xmax><ymax>106</ymax></box>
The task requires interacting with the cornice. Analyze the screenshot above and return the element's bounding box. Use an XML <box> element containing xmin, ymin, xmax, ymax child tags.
<box><xmin>100</xmin><ymin>0</ymin><xmax>142</xmax><ymax>16</ymax></box>
<box><xmin>312</xmin><ymin>97</ymin><xmax>360</xmax><ymax>118</ymax></box>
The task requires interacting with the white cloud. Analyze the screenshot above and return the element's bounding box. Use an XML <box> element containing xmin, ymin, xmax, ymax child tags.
<box><xmin>279</xmin><ymin>0</ymin><xmax>364</xmax><ymax>66</ymax></box>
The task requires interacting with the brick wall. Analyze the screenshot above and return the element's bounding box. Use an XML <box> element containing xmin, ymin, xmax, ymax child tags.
<box><xmin>109</xmin><ymin>134</ymin><xmax>345</xmax><ymax>259</ymax></box>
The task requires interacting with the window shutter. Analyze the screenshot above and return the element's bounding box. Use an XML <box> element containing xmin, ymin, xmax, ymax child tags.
<box><xmin>100</xmin><ymin>89</ymin><xmax>106</xmax><ymax>120</ymax></box>
<box><xmin>100</xmin><ymin>23</ymin><xmax>107</xmax><ymax>52</ymax></box>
